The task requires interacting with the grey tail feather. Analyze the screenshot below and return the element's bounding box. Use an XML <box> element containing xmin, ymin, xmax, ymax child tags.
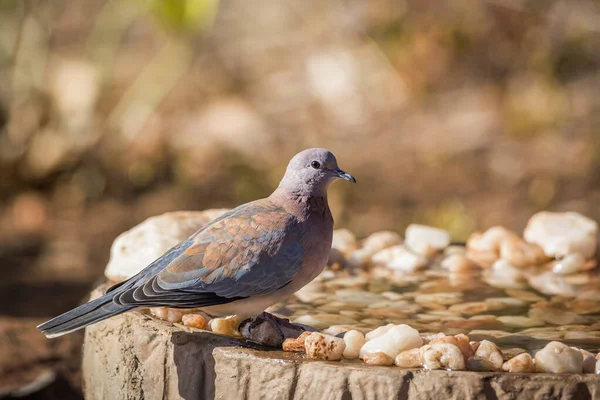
<box><xmin>37</xmin><ymin>293</ymin><xmax>135</xmax><ymax>338</ymax></box>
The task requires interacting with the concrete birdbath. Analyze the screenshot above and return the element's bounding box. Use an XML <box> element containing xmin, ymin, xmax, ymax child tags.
<box><xmin>82</xmin><ymin>210</ymin><xmax>600</xmax><ymax>399</ymax></box>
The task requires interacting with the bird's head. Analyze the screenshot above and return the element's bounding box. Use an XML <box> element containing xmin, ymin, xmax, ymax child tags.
<box><xmin>278</xmin><ymin>148</ymin><xmax>356</xmax><ymax>196</ymax></box>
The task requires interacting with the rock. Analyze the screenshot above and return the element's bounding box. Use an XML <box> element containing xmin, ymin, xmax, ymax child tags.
<box><xmin>534</xmin><ymin>341</ymin><xmax>583</xmax><ymax>373</ymax></box>
<box><xmin>359</xmin><ymin>325</ymin><xmax>423</xmax><ymax>359</ymax></box>
<box><xmin>405</xmin><ymin>224</ymin><xmax>451</xmax><ymax>257</ymax></box>
<box><xmin>524</xmin><ymin>211</ymin><xmax>598</xmax><ymax>259</ymax></box>
<box><xmin>499</xmin><ymin>235</ymin><xmax>547</xmax><ymax>268</ymax></box>
<box><xmin>429</xmin><ymin>334</ymin><xmax>473</xmax><ymax>360</ymax></box>
<box><xmin>596</xmin><ymin>359</ymin><xmax>600</xmax><ymax>374</ymax></box>
<box><xmin>365</xmin><ymin>324</ymin><xmax>395</xmax><ymax>341</ymax></box>
<box><xmin>104</xmin><ymin>210</ymin><xmax>228</xmax><ymax>281</ymax></box>
<box><xmin>362</xmin><ymin>231</ymin><xmax>403</xmax><ymax>255</ymax></box>
<box><xmin>484</xmin><ymin>259</ymin><xmax>527</xmax><ymax>289</ymax></box>
<box><xmin>342</xmin><ymin>330</ymin><xmax>365</xmax><ymax>359</ymax></box>
<box><xmin>497</xmin><ymin>316</ymin><xmax>544</xmax><ymax>329</ymax></box>
<box><xmin>150</xmin><ymin>307</ymin><xmax>185</xmax><ymax>323</ymax></box>
<box><xmin>181</xmin><ymin>313</ymin><xmax>207</xmax><ymax>329</ymax></box>
<box><xmin>282</xmin><ymin>331</ymin><xmax>312</xmax><ymax>352</ymax></box>
<box><xmin>363</xmin><ymin>352</ymin><xmax>394</xmax><ymax>366</ymax></box>
<box><xmin>291</xmin><ymin>315</ymin><xmax>329</xmax><ymax>330</ymax></box>
<box><xmin>502</xmin><ymin>353</ymin><xmax>536</xmax><ymax>373</ymax></box>
<box><xmin>331</xmin><ymin>229</ymin><xmax>358</xmax><ymax>254</ymax></box>
<box><xmin>579</xmin><ymin>349</ymin><xmax>597</xmax><ymax>373</ymax></box>
<box><xmin>528</xmin><ymin>307</ymin><xmax>587</xmax><ymax>326</ymax></box>
<box><xmin>371</xmin><ymin>245</ymin><xmax>427</xmax><ymax>272</ymax></box>
<box><xmin>209</xmin><ymin>316</ymin><xmax>242</xmax><ymax>337</ymax></box>
<box><xmin>414</xmin><ymin>293</ymin><xmax>463</xmax><ymax>306</ymax></box>
<box><xmin>440</xmin><ymin>254</ymin><xmax>476</xmax><ymax>273</ymax></box>
<box><xmin>467</xmin><ymin>356</ymin><xmax>499</xmax><ymax>372</ymax></box>
<box><xmin>504</xmin><ymin>289</ymin><xmax>545</xmax><ymax>303</ymax></box>
<box><xmin>395</xmin><ymin>348</ymin><xmax>422</xmax><ymax>368</ymax></box>
<box><xmin>527</xmin><ymin>272</ymin><xmax>578</xmax><ymax>297</ymax></box>
<box><xmin>466</xmin><ymin>227</ymin><xmax>517</xmax><ymax>267</ymax></box>
<box><xmin>473</xmin><ymin>340</ymin><xmax>503</xmax><ymax>371</ymax></box>
<box><xmin>420</xmin><ymin>343</ymin><xmax>466</xmax><ymax>371</ymax></box>
<box><xmin>304</xmin><ymin>332</ymin><xmax>346</xmax><ymax>361</ymax></box>
<box><xmin>448</xmin><ymin>302</ymin><xmax>488</xmax><ymax>315</ymax></box>
<box><xmin>567</xmin><ymin>291</ymin><xmax>600</xmax><ymax>315</ymax></box>
<box><xmin>552</xmin><ymin>253</ymin><xmax>593</xmax><ymax>275</ymax></box>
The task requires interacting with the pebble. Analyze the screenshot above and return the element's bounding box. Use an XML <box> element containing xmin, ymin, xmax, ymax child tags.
<box><xmin>497</xmin><ymin>316</ymin><xmax>544</xmax><ymax>328</ymax></box>
<box><xmin>429</xmin><ymin>333</ymin><xmax>473</xmax><ymax>360</ymax></box>
<box><xmin>440</xmin><ymin>254</ymin><xmax>476</xmax><ymax>273</ymax></box>
<box><xmin>596</xmin><ymin>360</ymin><xmax>600</xmax><ymax>374</ymax></box>
<box><xmin>466</xmin><ymin>227</ymin><xmax>517</xmax><ymax>267</ymax></box>
<box><xmin>343</xmin><ymin>330</ymin><xmax>366</xmax><ymax>359</ymax></box>
<box><xmin>363</xmin><ymin>352</ymin><xmax>395</xmax><ymax>366</ymax></box>
<box><xmin>292</xmin><ymin>315</ymin><xmax>330</xmax><ymax>330</ymax></box>
<box><xmin>150</xmin><ymin>307</ymin><xmax>185</xmax><ymax>323</ymax></box>
<box><xmin>304</xmin><ymin>332</ymin><xmax>346</xmax><ymax>361</ymax></box>
<box><xmin>415</xmin><ymin>293</ymin><xmax>463</xmax><ymax>306</ymax></box>
<box><xmin>579</xmin><ymin>349</ymin><xmax>597</xmax><ymax>373</ymax></box>
<box><xmin>472</xmin><ymin>340</ymin><xmax>503</xmax><ymax>371</ymax></box>
<box><xmin>467</xmin><ymin>357</ymin><xmax>499</xmax><ymax>372</ymax></box>
<box><xmin>502</xmin><ymin>353</ymin><xmax>536</xmax><ymax>373</ymax></box>
<box><xmin>282</xmin><ymin>331</ymin><xmax>312</xmax><ymax>352</ymax></box>
<box><xmin>527</xmin><ymin>272</ymin><xmax>578</xmax><ymax>297</ymax></box>
<box><xmin>448</xmin><ymin>302</ymin><xmax>488</xmax><ymax>315</ymax></box>
<box><xmin>499</xmin><ymin>235</ymin><xmax>547</xmax><ymax>268</ymax></box>
<box><xmin>420</xmin><ymin>343</ymin><xmax>466</xmax><ymax>371</ymax></box>
<box><xmin>371</xmin><ymin>245</ymin><xmax>427</xmax><ymax>272</ymax></box>
<box><xmin>395</xmin><ymin>348</ymin><xmax>422</xmax><ymax>368</ymax></box>
<box><xmin>362</xmin><ymin>231</ymin><xmax>403</xmax><ymax>255</ymax></box>
<box><xmin>552</xmin><ymin>253</ymin><xmax>590</xmax><ymax>275</ymax></box>
<box><xmin>405</xmin><ymin>224</ymin><xmax>451</xmax><ymax>257</ymax></box>
<box><xmin>534</xmin><ymin>341</ymin><xmax>583</xmax><ymax>373</ymax></box>
<box><xmin>359</xmin><ymin>324</ymin><xmax>423</xmax><ymax>359</ymax></box>
<box><xmin>529</xmin><ymin>307</ymin><xmax>587</xmax><ymax>326</ymax></box>
<box><xmin>209</xmin><ymin>316</ymin><xmax>242</xmax><ymax>337</ymax></box>
<box><xmin>181</xmin><ymin>313</ymin><xmax>207</xmax><ymax>329</ymax></box>
<box><xmin>331</xmin><ymin>229</ymin><xmax>358</xmax><ymax>254</ymax></box>
<box><xmin>568</xmin><ymin>291</ymin><xmax>600</xmax><ymax>315</ymax></box>
<box><xmin>484</xmin><ymin>259</ymin><xmax>527</xmax><ymax>289</ymax></box>
<box><xmin>524</xmin><ymin>211</ymin><xmax>598</xmax><ymax>259</ymax></box>
<box><xmin>365</xmin><ymin>324</ymin><xmax>395</xmax><ymax>341</ymax></box>
<box><xmin>505</xmin><ymin>289</ymin><xmax>545</xmax><ymax>303</ymax></box>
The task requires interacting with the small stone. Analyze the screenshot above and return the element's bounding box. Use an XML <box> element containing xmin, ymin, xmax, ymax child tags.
<box><xmin>499</xmin><ymin>235</ymin><xmax>547</xmax><ymax>268</ymax></box>
<box><xmin>405</xmin><ymin>224</ymin><xmax>451</xmax><ymax>257</ymax></box>
<box><xmin>579</xmin><ymin>349</ymin><xmax>597</xmax><ymax>373</ymax></box>
<box><xmin>362</xmin><ymin>231</ymin><xmax>403</xmax><ymax>255</ymax></box>
<box><xmin>331</xmin><ymin>229</ymin><xmax>358</xmax><ymax>254</ymax></box>
<box><xmin>365</xmin><ymin>324</ymin><xmax>395</xmax><ymax>341</ymax></box>
<box><xmin>440</xmin><ymin>254</ymin><xmax>476</xmax><ymax>273</ymax></box>
<box><xmin>360</xmin><ymin>324</ymin><xmax>423</xmax><ymax>359</ymax></box>
<box><xmin>473</xmin><ymin>340</ymin><xmax>503</xmax><ymax>371</ymax></box>
<box><xmin>535</xmin><ymin>341</ymin><xmax>583</xmax><ymax>373</ymax></box>
<box><xmin>364</xmin><ymin>352</ymin><xmax>394</xmax><ymax>366</ymax></box>
<box><xmin>483</xmin><ymin>259</ymin><xmax>527</xmax><ymax>289</ymax></box>
<box><xmin>209</xmin><ymin>316</ymin><xmax>242</xmax><ymax>337</ymax></box>
<box><xmin>448</xmin><ymin>302</ymin><xmax>488</xmax><ymax>315</ymax></box>
<box><xmin>420</xmin><ymin>343</ymin><xmax>466</xmax><ymax>371</ymax></box>
<box><xmin>150</xmin><ymin>307</ymin><xmax>184</xmax><ymax>323</ymax></box>
<box><xmin>304</xmin><ymin>332</ymin><xmax>346</xmax><ymax>361</ymax></box>
<box><xmin>395</xmin><ymin>348</ymin><xmax>422</xmax><ymax>368</ymax></box>
<box><xmin>596</xmin><ymin>359</ymin><xmax>600</xmax><ymax>374</ymax></box>
<box><xmin>429</xmin><ymin>333</ymin><xmax>473</xmax><ymax>360</ymax></box>
<box><xmin>505</xmin><ymin>289</ymin><xmax>545</xmax><ymax>303</ymax></box>
<box><xmin>568</xmin><ymin>291</ymin><xmax>600</xmax><ymax>315</ymax></box>
<box><xmin>484</xmin><ymin>297</ymin><xmax>528</xmax><ymax>311</ymax></box>
<box><xmin>502</xmin><ymin>353</ymin><xmax>536</xmax><ymax>373</ymax></box>
<box><xmin>181</xmin><ymin>313</ymin><xmax>207</xmax><ymax>329</ymax></box>
<box><xmin>415</xmin><ymin>293</ymin><xmax>463</xmax><ymax>306</ymax></box>
<box><xmin>444</xmin><ymin>245</ymin><xmax>466</xmax><ymax>256</ymax></box>
<box><xmin>529</xmin><ymin>307</ymin><xmax>587</xmax><ymax>326</ymax></box>
<box><xmin>467</xmin><ymin>356</ymin><xmax>499</xmax><ymax>372</ymax></box>
<box><xmin>282</xmin><ymin>331</ymin><xmax>312</xmax><ymax>352</ymax></box>
<box><xmin>346</xmin><ymin>249</ymin><xmax>372</xmax><ymax>268</ymax></box>
<box><xmin>292</xmin><ymin>315</ymin><xmax>330</xmax><ymax>330</ymax></box>
<box><xmin>524</xmin><ymin>211</ymin><xmax>598</xmax><ymax>259</ymax></box>
<box><xmin>343</xmin><ymin>330</ymin><xmax>366</xmax><ymax>359</ymax></box>
<box><xmin>371</xmin><ymin>245</ymin><xmax>427</xmax><ymax>272</ymax></box>
<box><xmin>466</xmin><ymin>227</ymin><xmax>517</xmax><ymax>267</ymax></box>
<box><xmin>497</xmin><ymin>316</ymin><xmax>544</xmax><ymax>328</ymax></box>
<box><xmin>552</xmin><ymin>253</ymin><xmax>590</xmax><ymax>275</ymax></box>
<box><xmin>527</xmin><ymin>272</ymin><xmax>578</xmax><ymax>297</ymax></box>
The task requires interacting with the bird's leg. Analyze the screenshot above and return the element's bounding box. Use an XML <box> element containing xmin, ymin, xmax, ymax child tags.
<box><xmin>237</xmin><ymin>312</ymin><xmax>317</xmax><ymax>348</ymax></box>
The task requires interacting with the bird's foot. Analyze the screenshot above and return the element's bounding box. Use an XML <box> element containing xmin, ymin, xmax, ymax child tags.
<box><xmin>237</xmin><ymin>312</ymin><xmax>317</xmax><ymax>348</ymax></box>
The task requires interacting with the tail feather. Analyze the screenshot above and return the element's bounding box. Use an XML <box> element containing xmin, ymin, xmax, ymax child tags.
<box><xmin>37</xmin><ymin>293</ymin><xmax>134</xmax><ymax>338</ymax></box>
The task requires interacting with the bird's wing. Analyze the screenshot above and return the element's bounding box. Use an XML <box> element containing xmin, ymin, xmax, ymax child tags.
<box><xmin>112</xmin><ymin>200</ymin><xmax>304</xmax><ymax>308</ymax></box>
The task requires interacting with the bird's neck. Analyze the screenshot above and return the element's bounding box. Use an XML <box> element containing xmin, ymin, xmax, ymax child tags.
<box><xmin>270</xmin><ymin>187</ymin><xmax>331</xmax><ymax>220</ymax></box>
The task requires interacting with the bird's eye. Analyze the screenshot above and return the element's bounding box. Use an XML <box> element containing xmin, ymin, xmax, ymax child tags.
<box><xmin>311</xmin><ymin>161</ymin><xmax>321</xmax><ymax>169</ymax></box>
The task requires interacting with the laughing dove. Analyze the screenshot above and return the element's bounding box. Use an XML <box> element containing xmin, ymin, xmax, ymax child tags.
<box><xmin>38</xmin><ymin>148</ymin><xmax>355</xmax><ymax>338</ymax></box>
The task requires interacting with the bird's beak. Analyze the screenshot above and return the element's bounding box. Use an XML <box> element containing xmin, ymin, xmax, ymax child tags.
<box><xmin>332</xmin><ymin>168</ymin><xmax>356</xmax><ymax>183</ymax></box>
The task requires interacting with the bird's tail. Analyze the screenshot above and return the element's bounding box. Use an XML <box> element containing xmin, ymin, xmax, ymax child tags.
<box><xmin>37</xmin><ymin>293</ymin><xmax>135</xmax><ymax>338</ymax></box>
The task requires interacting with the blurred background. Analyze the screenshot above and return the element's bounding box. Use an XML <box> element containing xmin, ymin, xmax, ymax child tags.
<box><xmin>1</xmin><ymin>0</ymin><xmax>600</xmax><ymax>398</ymax></box>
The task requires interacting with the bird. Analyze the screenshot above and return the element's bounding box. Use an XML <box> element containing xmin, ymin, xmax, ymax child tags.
<box><xmin>38</xmin><ymin>148</ymin><xmax>356</xmax><ymax>338</ymax></box>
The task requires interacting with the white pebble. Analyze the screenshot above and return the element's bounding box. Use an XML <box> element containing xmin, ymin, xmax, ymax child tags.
<box><xmin>552</xmin><ymin>253</ymin><xmax>587</xmax><ymax>275</ymax></box>
<box><xmin>360</xmin><ymin>324</ymin><xmax>423</xmax><ymax>359</ymax></box>
<box><xmin>304</xmin><ymin>332</ymin><xmax>346</xmax><ymax>361</ymax></box>
<box><xmin>420</xmin><ymin>343</ymin><xmax>466</xmax><ymax>371</ymax></box>
<box><xmin>363</xmin><ymin>231</ymin><xmax>403</xmax><ymax>253</ymax></box>
<box><xmin>150</xmin><ymin>307</ymin><xmax>184</xmax><ymax>323</ymax></box>
<box><xmin>499</xmin><ymin>235</ymin><xmax>547</xmax><ymax>268</ymax></box>
<box><xmin>466</xmin><ymin>226</ymin><xmax>517</xmax><ymax>267</ymax></box>
<box><xmin>473</xmin><ymin>340</ymin><xmax>503</xmax><ymax>371</ymax></box>
<box><xmin>405</xmin><ymin>224</ymin><xmax>451</xmax><ymax>257</ymax></box>
<box><xmin>440</xmin><ymin>254</ymin><xmax>475</xmax><ymax>273</ymax></box>
<box><xmin>331</xmin><ymin>229</ymin><xmax>358</xmax><ymax>254</ymax></box>
<box><xmin>534</xmin><ymin>341</ymin><xmax>583</xmax><ymax>373</ymax></box>
<box><xmin>343</xmin><ymin>330</ymin><xmax>366</xmax><ymax>359</ymax></box>
<box><xmin>209</xmin><ymin>316</ymin><xmax>242</xmax><ymax>337</ymax></box>
<box><xmin>524</xmin><ymin>211</ymin><xmax>598</xmax><ymax>259</ymax></box>
<box><xmin>365</xmin><ymin>324</ymin><xmax>395</xmax><ymax>341</ymax></box>
<box><xmin>371</xmin><ymin>245</ymin><xmax>427</xmax><ymax>272</ymax></box>
<box><xmin>395</xmin><ymin>348</ymin><xmax>422</xmax><ymax>368</ymax></box>
<box><xmin>596</xmin><ymin>359</ymin><xmax>600</xmax><ymax>374</ymax></box>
